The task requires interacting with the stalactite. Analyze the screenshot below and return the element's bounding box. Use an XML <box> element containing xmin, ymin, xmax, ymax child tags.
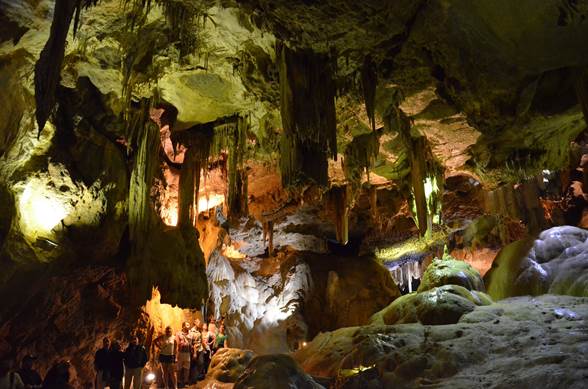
<box><xmin>331</xmin><ymin>185</ymin><xmax>350</xmax><ymax>245</ymax></box>
<box><xmin>34</xmin><ymin>0</ymin><xmax>99</xmax><ymax>136</ymax></box>
<box><xmin>411</xmin><ymin>136</ymin><xmax>428</xmax><ymax>236</ymax></box>
<box><xmin>128</xmin><ymin>122</ymin><xmax>161</xmax><ymax>252</ymax></box>
<box><xmin>226</xmin><ymin>116</ymin><xmax>248</xmax><ymax>218</ymax></box>
<box><xmin>369</xmin><ymin>185</ymin><xmax>378</xmax><ymax>220</ymax></box>
<box><xmin>386</xmin><ymin>254</ymin><xmax>425</xmax><ymax>294</ymax></box>
<box><xmin>35</xmin><ymin>0</ymin><xmax>77</xmax><ymax>136</ymax></box>
<box><xmin>178</xmin><ymin>147</ymin><xmax>196</xmax><ymax>227</ymax></box>
<box><xmin>361</xmin><ymin>55</ymin><xmax>377</xmax><ymax>132</ymax></box>
<box><xmin>343</xmin><ymin>131</ymin><xmax>380</xmax><ymax>189</ymax></box>
<box><xmin>173</xmin><ymin>123</ymin><xmax>214</xmax><ymax>226</ymax></box>
<box><xmin>278</xmin><ymin>42</ymin><xmax>337</xmax><ymax>187</ymax></box>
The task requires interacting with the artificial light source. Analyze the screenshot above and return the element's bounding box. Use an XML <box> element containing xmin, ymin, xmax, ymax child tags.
<box><xmin>145</xmin><ymin>372</ymin><xmax>156</xmax><ymax>383</ymax></box>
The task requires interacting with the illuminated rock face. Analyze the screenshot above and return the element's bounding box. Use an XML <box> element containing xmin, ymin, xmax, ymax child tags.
<box><xmin>485</xmin><ymin>225</ymin><xmax>588</xmax><ymax>299</ymax></box>
<box><xmin>207</xmin><ymin>250</ymin><xmax>312</xmax><ymax>354</ymax></box>
<box><xmin>295</xmin><ymin>295</ymin><xmax>588</xmax><ymax>388</ymax></box>
<box><xmin>201</xmin><ymin>348</ymin><xmax>256</xmax><ymax>387</ymax></box>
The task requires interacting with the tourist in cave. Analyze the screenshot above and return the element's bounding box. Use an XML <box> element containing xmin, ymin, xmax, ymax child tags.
<box><xmin>41</xmin><ymin>360</ymin><xmax>73</xmax><ymax>389</ymax></box>
<box><xmin>189</xmin><ymin>319</ymin><xmax>203</xmax><ymax>383</ymax></box>
<box><xmin>94</xmin><ymin>337</ymin><xmax>111</xmax><ymax>389</ymax></box>
<box><xmin>154</xmin><ymin>326</ymin><xmax>177</xmax><ymax>389</ymax></box>
<box><xmin>123</xmin><ymin>336</ymin><xmax>148</xmax><ymax>389</ymax></box>
<box><xmin>17</xmin><ymin>356</ymin><xmax>42</xmax><ymax>389</ymax></box>
<box><xmin>200</xmin><ymin>323</ymin><xmax>212</xmax><ymax>377</ymax></box>
<box><xmin>213</xmin><ymin>324</ymin><xmax>228</xmax><ymax>353</ymax></box>
<box><xmin>0</xmin><ymin>357</ymin><xmax>25</xmax><ymax>389</ymax></box>
<box><xmin>176</xmin><ymin>322</ymin><xmax>193</xmax><ymax>388</ymax></box>
<box><xmin>108</xmin><ymin>341</ymin><xmax>125</xmax><ymax>389</ymax></box>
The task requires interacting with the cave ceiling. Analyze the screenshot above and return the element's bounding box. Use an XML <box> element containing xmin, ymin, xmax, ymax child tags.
<box><xmin>1</xmin><ymin>0</ymin><xmax>588</xmax><ymax>185</ymax></box>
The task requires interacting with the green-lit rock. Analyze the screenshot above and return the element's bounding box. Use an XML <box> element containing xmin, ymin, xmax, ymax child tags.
<box><xmin>418</xmin><ymin>257</ymin><xmax>485</xmax><ymax>292</ymax></box>
<box><xmin>485</xmin><ymin>226</ymin><xmax>588</xmax><ymax>300</ymax></box>
<box><xmin>370</xmin><ymin>284</ymin><xmax>492</xmax><ymax>326</ymax></box>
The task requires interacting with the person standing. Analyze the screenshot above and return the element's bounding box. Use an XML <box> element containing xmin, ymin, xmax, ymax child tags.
<box><xmin>41</xmin><ymin>361</ymin><xmax>74</xmax><ymax>389</ymax></box>
<box><xmin>0</xmin><ymin>357</ymin><xmax>24</xmax><ymax>389</ymax></box>
<box><xmin>123</xmin><ymin>336</ymin><xmax>148</xmax><ymax>389</ymax></box>
<box><xmin>17</xmin><ymin>356</ymin><xmax>42</xmax><ymax>389</ymax></box>
<box><xmin>176</xmin><ymin>322</ymin><xmax>193</xmax><ymax>388</ymax></box>
<box><xmin>201</xmin><ymin>323</ymin><xmax>211</xmax><ymax>379</ymax></box>
<box><xmin>108</xmin><ymin>341</ymin><xmax>125</xmax><ymax>389</ymax></box>
<box><xmin>94</xmin><ymin>338</ymin><xmax>110</xmax><ymax>389</ymax></box>
<box><xmin>213</xmin><ymin>325</ymin><xmax>228</xmax><ymax>353</ymax></box>
<box><xmin>189</xmin><ymin>320</ymin><xmax>202</xmax><ymax>384</ymax></box>
<box><xmin>154</xmin><ymin>326</ymin><xmax>177</xmax><ymax>389</ymax></box>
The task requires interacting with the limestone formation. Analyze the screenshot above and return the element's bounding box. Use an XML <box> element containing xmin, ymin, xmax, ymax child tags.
<box><xmin>485</xmin><ymin>225</ymin><xmax>588</xmax><ymax>300</ymax></box>
<box><xmin>418</xmin><ymin>257</ymin><xmax>486</xmax><ymax>293</ymax></box>
<box><xmin>234</xmin><ymin>354</ymin><xmax>325</xmax><ymax>389</ymax></box>
<box><xmin>296</xmin><ymin>295</ymin><xmax>588</xmax><ymax>388</ymax></box>
<box><xmin>370</xmin><ymin>284</ymin><xmax>492</xmax><ymax>326</ymax></box>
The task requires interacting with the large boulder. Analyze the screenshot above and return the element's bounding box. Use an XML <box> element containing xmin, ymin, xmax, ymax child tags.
<box><xmin>234</xmin><ymin>354</ymin><xmax>324</xmax><ymax>389</ymax></box>
<box><xmin>370</xmin><ymin>284</ymin><xmax>492</xmax><ymax>325</ymax></box>
<box><xmin>418</xmin><ymin>257</ymin><xmax>485</xmax><ymax>292</ymax></box>
<box><xmin>485</xmin><ymin>226</ymin><xmax>588</xmax><ymax>299</ymax></box>
<box><xmin>197</xmin><ymin>348</ymin><xmax>255</xmax><ymax>388</ymax></box>
<box><xmin>295</xmin><ymin>295</ymin><xmax>588</xmax><ymax>388</ymax></box>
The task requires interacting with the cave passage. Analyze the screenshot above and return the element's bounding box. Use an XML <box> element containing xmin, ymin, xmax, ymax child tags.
<box><xmin>1</xmin><ymin>0</ymin><xmax>588</xmax><ymax>388</ymax></box>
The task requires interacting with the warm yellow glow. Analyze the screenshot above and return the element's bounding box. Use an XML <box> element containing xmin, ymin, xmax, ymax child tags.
<box><xmin>222</xmin><ymin>243</ymin><xmax>246</xmax><ymax>259</ymax></box>
<box><xmin>19</xmin><ymin>181</ymin><xmax>69</xmax><ymax>238</ymax></box>
<box><xmin>162</xmin><ymin>204</ymin><xmax>178</xmax><ymax>226</ymax></box>
<box><xmin>197</xmin><ymin>193</ymin><xmax>225</xmax><ymax>213</ymax></box>
<box><xmin>161</xmin><ymin>194</ymin><xmax>223</xmax><ymax>227</ymax></box>
<box><xmin>143</xmin><ymin>288</ymin><xmax>201</xmax><ymax>334</ymax></box>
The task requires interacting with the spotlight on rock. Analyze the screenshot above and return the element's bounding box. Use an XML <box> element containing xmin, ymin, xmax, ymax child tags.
<box><xmin>19</xmin><ymin>181</ymin><xmax>69</xmax><ymax>237</ymax></box>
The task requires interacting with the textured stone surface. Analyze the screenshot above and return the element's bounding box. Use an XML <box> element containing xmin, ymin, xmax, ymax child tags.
<box><xmin>418</xmin><ymin>257</ymin><xmax>486</xmax><ymax>293</ymax></box>
<box><xmin>370</xmin><ymin>284</ymin><xmax>492</xmax><ymax>326</ymax></box>
<box><xmin>485</xmin><ymin>226</ymin><xmax>588</xmax><ymax>300</ymax></box>
<box><xmin>197</xmin><ymin>348</ymin><xmax>255</xmax><ymax>388</ymax></box>
<box><xmin>295</xmin><ymin>295</ymin><xmax>588</xmax><ymax>388</ymax></box>
<box><xmin>234</xmin><ymin>354</ymin><xmax>324</xmax><ymax>389</ymax></box>
<box><xmin>0</xmin><ymin>266</ymin><xmax>133</xmax><ymax>388</ymax></box>
<box><xmin>303</xmin><ymin>254</ymin><xmax>401</xmax><ymax>338</ymax></box>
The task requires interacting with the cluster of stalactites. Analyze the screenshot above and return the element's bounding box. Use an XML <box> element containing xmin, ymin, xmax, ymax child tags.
<box><xmin>278</xmin><ymin>42</ymin><xmax>338</xmax><ymax>187</ymax></box>
<box><xmin>172</xmin><ymin>114</ymin><xmax>249</xmax><ymax>222</ymax></box>
<box><xmin>35</xmin><ymin>0</ymin><xmax>100</xmax><ymax>136</ymax></box>
<box><xmin>173</xmin><ymin>123</ymin><xmax>214</xmax><ymax>227</ymax></box>
<box><xmin>343</xmin><ymin>130</ymin><xmax>380</xmax><ymax>190</ymax></box>
<box><xmin>361</xmin><ymin>55</ymin><xmax>377</xmax><ymax>132</ymax></box>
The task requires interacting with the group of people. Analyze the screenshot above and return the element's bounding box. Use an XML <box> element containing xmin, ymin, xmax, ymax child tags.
<box><xmin>94</xmin><ymin>336</ymin><xmax>148</xmax><ymax>389</ymax></box>
<box><xmin>0</xmin><ymin>354</ymin><xmax>58</xmax><ymax>389</ymax></box>
<box><xmin>154</xmin><ymin>318</ymin><xmax>228</xmax><ymax>389</ymax></box>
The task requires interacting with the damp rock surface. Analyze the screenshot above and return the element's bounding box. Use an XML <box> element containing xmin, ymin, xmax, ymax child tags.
<box><xmin>418</xmin><ymin>257</ymin><xmax>486</xmax><ymax>293</ymax></box>
<box><xmin>234</xmin><ymin>354</ymin><xmax>325</xmax><ymax>389</ymax></box>
<box><xmin>197</xmin><ymin>348</ymin><xmax>256</xmax><ymax>388</ymax></box>
<box><xmin>295</xmin><ymin>294</ymin><xmax>588</xmax><ymax>389</ymax></box>
<box><xmin>485</xmin><ymin>226</ymin><xmax>588</xmax><ymax>299</ymax></box>
<box><xmin>370</xmin><ymin>284</ymin><xmax>492</xmax><ymax>326</ymax></box>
